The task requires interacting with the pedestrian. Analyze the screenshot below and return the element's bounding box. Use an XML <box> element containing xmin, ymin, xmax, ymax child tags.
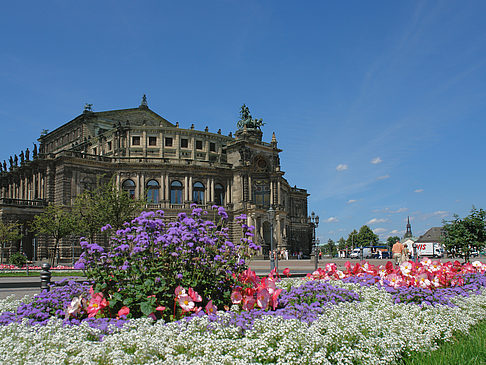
<box><xmin>392</xmin><ymin>240</ymin><xmax>404</xmax><ymax>265</ymax></box>
<box><xmin>400</xmin><ymin>244</ymin><xmax>410</xmax><ymax>264</ymax></box>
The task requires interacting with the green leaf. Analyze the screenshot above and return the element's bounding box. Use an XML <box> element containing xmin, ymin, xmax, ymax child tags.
<box><xmin>140</xmin><ymin>301</ymin><xmax>155</xmax><ymax>317</ymax></box>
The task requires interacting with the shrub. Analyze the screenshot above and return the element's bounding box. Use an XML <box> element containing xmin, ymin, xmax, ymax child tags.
<box><xmin>8</xmin><ymin>252</ymin><xmax>26</xmax><ymax>268</ymax></box>
<box><xmin>76</xmin><ymin>206</ymin><xmax>259</xmax><ymax>320</ymax></box>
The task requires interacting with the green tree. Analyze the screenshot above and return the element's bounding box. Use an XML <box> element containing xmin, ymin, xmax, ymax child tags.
<box><xmin>73</xmin><ymin>179</ymin><xmax>146</xmax><ymax>242</ymax></box>
<box><xmin>387</xmin><ymin>236</ymin><xmax>401</xmax><ymax>251</ymax></box>
<box><xmin>31</xmin><ymin>205</ymin><xmax>76</xmax><ymax>266</ymax></box>
<box><xmin>0</xmin><ymin>221</ymin><xmax>22</xmax><ymax>264</ymax></box>
<box><xmin>325</xmin><ymin>239</ymin><xmax>337</xmax><ymax>257</ymax></box>
<box><xmin>337</xmin><ymin>237</ymin><xmax>346</xmax><ymax>251</ymax></box>
<box><xmin>346</xmin><ymin>229</ymin><xmax>358</xmax><ymax>249</ymax></box>
<box><xmin>443</xmin><ymin>207</ymin><xmax>486</xmax><ymax>262</ymax></box>
<box><xmin>357</xmin><ymin>225</ymin><xmax>379</xmax><ymax>247</ymax></box>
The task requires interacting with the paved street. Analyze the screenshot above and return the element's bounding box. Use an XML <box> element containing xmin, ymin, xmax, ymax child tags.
<box><xmin>1</xmin><ymin>257</ymin><xmax>485</xmax><ymax>300</ymax></box>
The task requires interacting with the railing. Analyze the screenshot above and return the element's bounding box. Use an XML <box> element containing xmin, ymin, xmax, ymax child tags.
<box><xmin>50</xmin><ymin>151</ymin><xmax>231</xmax><ymax>168</ymax></box>
<box><xmin>144</xmin><ymin>202</ymin><xmax>229</xmax><ymax>211</ymax></box>
<box><xmin>0</xmin><ymin>198</ymin><xmax>48</xmax><ymax>207</ymax></box>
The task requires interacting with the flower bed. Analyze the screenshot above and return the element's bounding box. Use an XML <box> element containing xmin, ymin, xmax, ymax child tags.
<box><xmin>1</xmin><ymin>262</ymin><xmax>485</xmax><ymax>364</ymax></box>
<box><xmin>1</xmin><ymin>208</ymin><xmax>486</xmax><ymax>364</ymax></box>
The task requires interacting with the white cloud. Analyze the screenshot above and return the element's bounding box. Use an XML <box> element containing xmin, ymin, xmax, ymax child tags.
<box><xmin>373</xmin><ymin>228</ymin><xmax>386</xmax><ymax>234</ymax></box>
<box><xmin>336</xmin><ymin>164</ymin><xmax>348</xmax><ymax>171</ymax></box>
<box><xmin>371</xmin><ymin>157</ymin><xmax>382</xmax><ymax>164</ymax></box>
<box><xmin>326</xmin><ymin>217</ymin><xmax>339</xmax><ymax>223</ymax></box>
<box><xmin>414</xmin><ymin>189</ymin><xmax>424</xmax><ymax>193</ymax></box>
<box><xmin>389</xmin><ymin>229</ymin><xmax>400</xmax><ymax>234</ymax></box>
<box><xmin>367</xmin><ymin>218</ymin><xmax>388</xmax><ymax>225</ymax></box>
<box><xmin>391</xmin><ymin>208</ymin><xmax>408</xmax><ymax>213</ymax></box>
<box><xmin>377</xmin><ymin>175</ymin><xmax>390</xmax><ymax>180</ymax></box>
<box><xmin>432</xmin><ymin>210</ymin><xmax>449</xmax><ymax>215</ymax></box>
<box><xmin>347</xmin><ymin>199</ymin><xmax>357</xmax><ymax>204</ymax></box>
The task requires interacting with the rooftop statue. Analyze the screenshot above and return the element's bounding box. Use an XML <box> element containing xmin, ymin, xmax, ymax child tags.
<box><xmin>237</xmin><ymin>104</ymin><xmax>264</xmax><ymax>130</ymax></box>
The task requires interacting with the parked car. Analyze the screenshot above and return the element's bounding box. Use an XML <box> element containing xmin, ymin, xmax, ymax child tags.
<box><xmin>371</xmin><ymin>252</ymin><xmax>391</xmax><ymax>259</ymax></box>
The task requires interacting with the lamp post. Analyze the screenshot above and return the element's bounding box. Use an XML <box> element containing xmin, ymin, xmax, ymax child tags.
<box><xmin>308</xmin><ymin>211</ymin><xmax>319</xmax><ymax>271</ymax></box>
<box><xmin>268</xmin><ymin>206</ymin><xmax>276</xmax><ymax>272</ymax></box>
<box><xmin>412</xmin><ymin>242</ymin><xmax>418</xmax><ymax>263</ymax></box>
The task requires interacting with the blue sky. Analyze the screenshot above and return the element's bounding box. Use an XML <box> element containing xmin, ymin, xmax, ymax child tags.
<box><xmin>1</xmin><ymin>1</ymin><xmax>485</xmax><ymax>243</ymax></box>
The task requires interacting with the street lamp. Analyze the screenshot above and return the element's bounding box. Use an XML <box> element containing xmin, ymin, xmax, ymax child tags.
<box><xmin>268</xmin><ymin>206</ymin><xmax>276</xmax><ymax>272</ymax></box>
<box><xmin>308</xmin><ymin>211</ymin><xmax>319</xmax><ymax>270</ymax></box>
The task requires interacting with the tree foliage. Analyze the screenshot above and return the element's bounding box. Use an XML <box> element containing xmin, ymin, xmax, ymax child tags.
<box><xmin>443</xmin><ymin>207</ymin><xmax>486</xmax><ymax>262</ymax></box>
<box><xmin>325</xmin><ymin>239</ymin><xmax>337</xmax><ymax>257</ymax></box>
<box><xmin>387</xmin><ymin>236</ymin><xmax>401</xmax><ymax>251</ymax></box>
<box><xmin>337</xmin><ymin>237</ymin><xmax>346</xmax><ymax>251</ymax></box>
<box><xmin>0</xmin><ymin>221</ymin><xmax>22</xmax><ymax>263</ymax></box>
<box><xmin>356</xmin><ymin>225</ymin><xmax>379</xmax><ymax>247</ymax></box>
<box><xmin>31</xmin><ymin>205</ymin><xmax>76</xmax><ymax>266</ymax></box>
<box><xmin>72</xmin><ymin>179</ymin><xmax>146</xmax><ymax>242</ymax></box>
<box><xmin>346</xmin><ymin>229</ymin><xmax>359</xmax><ymax>248</ymax></box>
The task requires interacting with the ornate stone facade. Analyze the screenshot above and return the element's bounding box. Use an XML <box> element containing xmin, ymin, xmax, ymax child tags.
<box><xmin>0</xmin><ymin>98</ymin><xmax>311</xmax><ymax>263</ymax></box>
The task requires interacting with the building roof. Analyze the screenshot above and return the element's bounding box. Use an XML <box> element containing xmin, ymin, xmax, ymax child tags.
<box><xmin>416</xmin><ymin>227</ymin><xmax>444</xmax><ymax>243</ymax></box>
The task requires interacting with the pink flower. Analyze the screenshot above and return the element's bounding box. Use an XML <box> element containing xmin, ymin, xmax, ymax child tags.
<box><xmin>178</xmin><ymin>294</ymin><xmax>195</xmax><ymax>312</ymax></box>
<box><xmin>148</xmin><ymin>312</ymin><xmax>157</xmax><ymax>320</ymax></box>
<box><xmin>283</xmin><ymin>268</ymin><xmax>290</xmax><ymax>277</ymax></box>
<box><xmin>87</xmin><ymin>292</ymin><xmax>109</xmax><ymax>318</ymax></box>
<box><xmin>205</xmin><ymin>300</ymin><xmax>217</xmax><ymax>315</ymax></box>
<box><xmin>156</xmin><ymin>305</ymin><xmax>166</xmax><ymax>312</ymax></box>
<box><xmin>188</xmin><ymin>288</ymin><xmax>202</xmax><ymax>302</ymax></box>
<box><xmin>175</xmin><ymin>285</ymin><xmax>186</xmax><ymax>298</ymax></box>
<box><xmin>231</xmin><ymin>290</ymin><xmax>242</xmax><ymax>304</ymax></box>
<box><xmin>256</xmin><ymin>288</ymin><xmax>270</xmax><ymax>309</ymax></box>
<box><xmin>270</xmin><ymin>288</ymin><xmax>282</xmax><ymax>310</ymax></box>
<box><xmin>242</xmin><ymin>296</ymin><xmax>256</xmax><ymax>311</ymax></box>
<box><xmin>117</xmin><ymin>306</ymin><xmax>130</xmax><ymax>317</ymax></box>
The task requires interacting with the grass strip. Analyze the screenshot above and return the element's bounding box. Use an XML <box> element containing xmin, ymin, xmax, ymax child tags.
<box><xmin>401</xmin><ymin>319</ymin><xmax>486</xmax><ymax>365</ymax></box>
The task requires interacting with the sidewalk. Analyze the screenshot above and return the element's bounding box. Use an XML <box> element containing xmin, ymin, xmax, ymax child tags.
<box><xmin>0</xmin><ymin>276</ymin><xmax>87</xmax><ymax>300</ymax></box>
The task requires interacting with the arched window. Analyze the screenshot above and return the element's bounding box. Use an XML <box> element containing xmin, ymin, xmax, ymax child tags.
<box><xmin>122</xmin><ymin>179</ymin><xmax>136</xmax><ymax>199</ymax></box>
<box><xmin>170</xmin><ymin>180</ymin><xmax>183</xmax><ymax>204</ymax></box>
<box><xmin>192</xmin><ymin>181</ymin><xmax>205</xmax><ymax>204</ymax></box>
<box><xmin>214</xmin><ymin>183</ymin><xmax>225</xmax><ymax>206</ymax></box>
<box><xmin>253</xmin><ymin>181</ymin><xmax>270</xmax><ymax>208</ymax></box>
<box><xmin>146</xmin><ymin>179</ymin><xmax>160</xmax><ymax>203</ymax></box>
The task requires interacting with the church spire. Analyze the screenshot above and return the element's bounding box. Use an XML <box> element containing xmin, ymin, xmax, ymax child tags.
<box><xmin>404</xmin><ymin>216</ymin><xmax>413</xmax><ymax>239</ymax></box>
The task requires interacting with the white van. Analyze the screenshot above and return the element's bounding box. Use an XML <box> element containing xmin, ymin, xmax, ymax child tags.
<box><xmin>414</xmin><ymin>242</ymin><xmax>444</xmax><ymax>258</ymax></box>
<box><xmin>350</xmin><ymin>247</ymin><xmax>373</xmax><ymax>259</ymax></box>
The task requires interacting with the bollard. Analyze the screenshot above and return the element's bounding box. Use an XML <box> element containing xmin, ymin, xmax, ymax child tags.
<box><xmin>40</xmin><ymin>263</ymin><xmax>51</xmax><ymax>292</ymax></box>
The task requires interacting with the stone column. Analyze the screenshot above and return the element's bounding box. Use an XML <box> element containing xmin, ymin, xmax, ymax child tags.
<box><xmin>165</xmin><ymin>174</ymin><xmax>169</xmax><ymax>201</ymax></box>
<box><xmin>136</xmin><ymin>174</ymin><xmax>141</xmax><ymax>199</ymax></box>
<box><xmin>159</xmin><ymin>174</ymin><xmax>165</xmax><ymax>203</ymax></box>
<box><xmin>184</xmin><ymin>176</ymin><xmax>188</xmax><ymax>202</ymax></box>
<box><xmin>19</xmin><ymin>177</ymin><xmax>23</xmax><ymax>200</ymax></box>
<box><xmin>210</xmin><ymin>177</ymin><xmax>214</xmax><ymax>203</ymax></box>
<box><xmin>270</xmin><ymin>180</ymin><xmax>274</xmax><ymax>206</ymax></box>
<box><xmin>278</xmin><ymin>180</ymin><xmax>281</xmax><ymax>205</ymax></box>
<box><xmin>189</xmin><ymin>176</ymin><xmax>193</xmax><ymax>203</ymax></box>
<box><xmin>206</xmin><ymin>177</ymin><xmax>211</xmax><ymax>203</ymax></box>
<box><xmin>248</xmin><ymin>175</ymin><xmax>252</xmax><ymax>202</ymax></box>
<box><xmin>140</xmin><ymin>173</ymin><xmax>145</xmax><ymax>199</ymax></box>
<box><xmin>226</xmin><ymin>179</ymin><xmax>231</xmax><ymax>204</ymax></box>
